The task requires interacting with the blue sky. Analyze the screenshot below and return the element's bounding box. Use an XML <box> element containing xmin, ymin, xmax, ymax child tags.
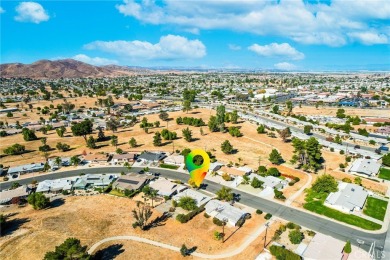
<box><xmin>1</xmin><ymin>0</ymin><xmax>389</xmax><ymax>71</ymax></box>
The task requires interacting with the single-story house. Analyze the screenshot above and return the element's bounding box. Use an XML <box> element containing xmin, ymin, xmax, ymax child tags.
<box><xmin>149</xmin><ymin>178</ymin><xmax>186</xmax><ymax>197</ymax></box>
<box><xmin>349</xmin><ymin>158</ymin><xmax>381</xmax><ymax>177</ymax></box>
<box><xmin>8</xmin><ymin>163</ymin><xmax>45</xmax><ymax>176</ymax></box>
<box><xmin>248</xmin><ymin>174</ymin><xmax>288</xmax><ymax>190</ymax></box>
<box><xmin>172</xmin><ymin>189</ymin><xmax>212</xmax><ymax>207</ymax></box>
<box><xmin>325</xmin><ymin>182</ymin><xmax>368</xmax><ymax>213</ymax></box>
<box><xmin>205</xmin><ymin>200</ymin><xmax>248</xmax><ymax>226</ymax></box>
<box><xmin>302</xmin><ymin>233</ymin><xmax>371</xmax><ymax>260</ymax></box>
<box><xmin>237</xmin><ymin>166</ymin><xmax>253</xmax><ymax>174</ymax></box>
<box><xmin>36</xmin><ymin>179</ymin><xmax>73</xmax><ymax>193</ymax></box>
<box><xmin>163</xmin><ymin>154</ymin><xmax>185</xmax><ymax>165</ymax></box>
<box><xmin>48</xmin><ymin>157</ymin><xmax>72</xmax><ymax>170</ymax></box>
<box><xmin>112</xmin><ymin>174</ymin><xmax>152</xmax><ymax>191</ymax></box>
<box><xmin>209</xmin><ymin>162</ymin><xmax>223</xmax><ymax>173</ymax></box>
<box><xmin>0</xmin><ymin>185</ymin><xmax>30</xmax><ymax>204</ymax></box>
<box><xmin>218</xmin><ymin>166</ymin><xmax>248</xmax><ymax>178</ymax></box>
<box><xmin>83</xmin><ymin>153</ymin><xmax>109</xmax><ymax>164</ymax></box>
<box><xmin>138</xmin><ymin>151</ymin><xmax>167</xmax><ymax>163</ymax></box>
<box><xmin>111</xmin><ymin>153</ymin><xmax>137</xmax><ymax>164</ymax></box>
<box><xmin>73</xmin><ymin>174</ymin><xmax>117</xmax><ymax>190</ymax></box>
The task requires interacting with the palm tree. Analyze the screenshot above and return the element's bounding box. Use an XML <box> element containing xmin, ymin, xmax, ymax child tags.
<box><xmin>54</xmin><ymin>157</ymin><xmax>62</xmax><ymax>169</ymax></box>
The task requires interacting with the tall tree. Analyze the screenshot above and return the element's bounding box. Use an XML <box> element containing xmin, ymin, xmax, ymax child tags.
<box><xmin>269</xmin><ymin>149</ymin><xmax>284</xmax><ymax>165</ymax></box>
<box><xmin>286</xmin><ymin>100</ymin><xmax>293</xmax><ymax>115</ymax></box>
<box><xmin>129</xmin><ymin>137</ymin><xmax>137</xmax><ymax>148</ymax></box>
<box><xmin>86</xmin><ymin>136</ymin><xmax>97</xmax><ymax>149</ymax></box>
<box><xmin>153</xmin><ymin>132</ymin><xmax>162</xmax><ymax>146</ymax></box>
<box><xmin>182</xmin><ymin>100</ymin><xmax>192</xmax><ymax>113</ymax></box>
<box><xmin>182</xmin><ymin>127</ymin><xmax>193</xmax><ymax>142</ymax></box>
<box><xmin>216</xmin><ymin>105</ymin><xmax>226</xmax><ymax>132</ymax></box>
<box><xmin>221</xmin><ymin>140</ymin><xmax>233</xmax><ymax>154</ymax></box>
<box><xmin>71</xmin><ymin>120</ymin><xmax>93</xmax><ymax>142</ymax></box>
<box><xmin>279</xmin><ymin>127</ymin><xmax>291</xmax><ymax>142</ymax></box>
<box><xmin>111</xmin><ymin>135</ymin><xmax>118</xmax><ymax>148</ymax></box>
<box><xmin>230</xmin><ymin>110</ymin><xmax>239</xmax><ymax>124</ymax></box>
<box><xmin>216</xmin><ymin>186</ymin><xmax>234</xmax><ymax>201</ymax></box>
<box><xmin>132</xmin><ymin>202</ymin><xmax>153</xmax><ymax>230</ymax></box>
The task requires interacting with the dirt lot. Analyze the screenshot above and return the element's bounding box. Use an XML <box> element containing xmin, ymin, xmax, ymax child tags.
<box><xmin>293</xmin><ymin>106</ymin><xmax>388</xmax><ymax>118</ymax></box>
<box><xmin>0</xmin><ymin>195</ymin><xmax>267</xmax><ymax>260</ymax></box>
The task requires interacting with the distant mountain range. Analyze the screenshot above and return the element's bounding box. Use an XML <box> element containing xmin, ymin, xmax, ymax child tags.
<box><xmin>0</xmin><ymin>59</ymin><xmax>150</xmax><ymax>79</ymax></box>
<box><xmin>1</xmin><ymin>59</ymin><xmax>388</xmax><ymax>79</ymax></box>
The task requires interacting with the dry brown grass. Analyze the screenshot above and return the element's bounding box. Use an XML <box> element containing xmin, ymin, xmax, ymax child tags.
<box><xmin>0</xmin><ymin>195</ymin><xmax>266</xmax><ymax>260</ymax></box>
<box><xmin>293</xmin><ymin>106</ymin><xmax>388</xmax><ymax>118</ymax></box>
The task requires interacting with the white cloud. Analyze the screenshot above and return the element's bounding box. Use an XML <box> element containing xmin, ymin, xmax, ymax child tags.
<box><xmin>228</xmin><ymin>44</ymin><xmax>241</xmax><ymax>51</ymax></box>
<box><xmin>115</xmin><ymin>0</ymin><xmax>390</xmax><ymax>46</ymax></box>
<box><xmin>0</xmin><ymin>7</ymin><xmax>5</xmax><ymax>14</ymax></box>
<box><xmin>274</xmin><ymin>62</ymin><xmax>296</xmax><ymax>71</ymax></box>
<box><xmin>84</xmin><ymin>35</ymin><xmax>206</xmax><ymax>60</ymax></box>
<box><xmin>72</xmin><ymin>54</ymin><xmax>118</xmax><ymax>66</ymax></box>
<box><xmin>348</xmin><ymin>31</ymin><xmax>388</xmax><ymax>45</ymax></box>
<box><xmin>248</xmin><ymin>43</ymin><xmax>304</xmax><ymax>60</ymax></box>
<box><xmin>14</xmin><ymin>2</ymin><xmax>49</xmax><ymax>23</ymax></box>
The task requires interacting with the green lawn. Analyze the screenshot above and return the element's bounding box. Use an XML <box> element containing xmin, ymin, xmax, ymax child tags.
<box><xmin>363</xmin><ymin>197</ymin><xmax>388</xmax><ymax>221</ymax></box>
<box><xmin>304</xmin><ymin>191</ymin><xmax>382</xmax><ymax>230</ymax></box>
<box><xmin>109</xmin><ymin>189</ymin><xmax>126</xmax><ymax>197</ymax></box>
<box><xmin>160</xmin><ymin>163</ymin><xmax>179</xmax><ymax>170</ymax></box>
<box><xmin>378</xmin><ymin>168</ymin><xmax>390</xmax><ymax>181</ymax></box>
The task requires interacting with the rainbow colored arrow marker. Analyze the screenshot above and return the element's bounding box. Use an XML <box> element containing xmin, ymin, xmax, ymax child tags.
<box><xmin>186</xmin><ymin>149</ymin><xmax>210</xmax><ymax>187</ymax></box>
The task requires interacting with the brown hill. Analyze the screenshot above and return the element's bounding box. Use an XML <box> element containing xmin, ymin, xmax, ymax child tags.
<box><xmin>0</xmin><ymin>59</ymin><xmax>133</xmax><ymax>78</ymax></box>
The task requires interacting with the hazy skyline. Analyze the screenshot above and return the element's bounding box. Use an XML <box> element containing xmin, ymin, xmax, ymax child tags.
<box><xmin>1</xmin><ymin>0</ymin><xmax>389</xmax><ymax>71</ymax></box>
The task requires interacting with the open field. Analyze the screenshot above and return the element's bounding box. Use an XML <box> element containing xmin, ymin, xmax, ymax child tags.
<box><xmin>0</xmin><ymin>195</ymin><xmax>267</xmax><ymax>260</ymax></box>
<box><xmin>363</xmin><ymin>197</ymin><xmax>388</xmax><ymax>221</ymax></box>
<box><xmin>293</xmin><ymin>106</ymin><xmax>388</xmax><ymax>118</ymax></box>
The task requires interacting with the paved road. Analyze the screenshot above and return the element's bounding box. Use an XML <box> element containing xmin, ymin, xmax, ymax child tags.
<box><xmin>88</xmin><ymin>221</ymin><xmax>270</xmax><ymax>258</ymax></box>
<box><xmin>1</xmin><ymin>166</ymin><xmax>387</xmax><ymax>257</ymax></box>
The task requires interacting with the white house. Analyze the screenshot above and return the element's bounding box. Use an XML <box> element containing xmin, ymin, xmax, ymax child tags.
<box><xmin>36</xmin><ymin>179</ymin><xmax>73</xmax><ymax>193</ymax></box>
<box><xmin>349</xmin><ymin>158</ymin><xmax>381</xmax><ymax>177</ymax></box>
<box><xmin>248</xmin><ymin>174</ymin><xmax>288</xmax><ymax>190</ymax></box>
<box><xmin>163</xmin><ymin>154</ymin><xmax>184</xmax><ymax>165</ymax></box>
<box><xmin>172</xmin><ymin>189</ymin><xmax>212</xmax><ymax>207</ymax></box>
<box><xmin>325</xmin><ymin>182</ymin><xmax>368</xmax><ymax>213</ymax></box>
<box><xmin>149</xmin><ymin>178</ymin><xmax>187</xmax><ymax>197</ymax></box>
<box><xmin>205</xmin><ymin>200</ymin><xmax>247</xmax><ymax>226</ymax></box>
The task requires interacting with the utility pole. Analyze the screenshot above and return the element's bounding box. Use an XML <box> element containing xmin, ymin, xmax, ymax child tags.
<box><xmin>264</xmin><ymin>222</ymin><xmax>270</xmax><ymax>249</ymax></box>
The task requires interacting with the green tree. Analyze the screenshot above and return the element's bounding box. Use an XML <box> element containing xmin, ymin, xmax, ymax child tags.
<box><xmin>111</xmin><ymin>135</ymin><xmax>118</xmax><ymax>148</ymax></box>
<box><xmin>43</xmin><ymin>238</ymin><xmax>90</xmax><ymax>260</ymax></box>
<box><xmin>0</xmin><ymin>214</ymin><xmax>6</xmax><ymax>235</ymax></box>
<box><xmin>286</xmin><ymin>100</ymin><xmax>293</xmax><ymax>115</ymax></box>
<box><xmin>182</xmin><ymin>127</ymin><xmax>193</xmax><ymax>142</ymax></box>
<box><xmin>311</xmin><ymin>174</ymin><xmax>338</xmax><ymax>194</ymax></box>
<box><xmin>178</xmin><ymin>196</ymin><xmax>197</xmax><ymax>210</ymax></box>
<box><xmin>288</xmin><ymin>230</ymin><xmax>304</xmax><ymax>244</ymax></box>
<box><xmin>43</xmin><ymin>162</ymin><xmax>51</xmax><ymax>172</ymax></box>
<box><xmin>159</xmin><ymin>111</ymin><xmax>169</xmax><ymax>128</ymax></box>
<box><xmin>216</xmin><ymin>186</ymin><xmax>234</xmax><ymax>201</ymax></box>
<box><xmin>56</xmin><ymin>126</ymin><xmax>66</xmax><ymax>137</ymax></box>
<box><xmin>269</xmin><ymin>149</ymin><xmax>283</xmax><ymax>165</ymax></box>
<box><xmin>27</xmin><ymin>192</ymin><xmax>50</xmax><ymax>210</ymax></box>
<box><xmin>208</xmin><ymin>116</ymin><xmax>219</xmax><ymax>132</ymax></box>
<box><xmin>22</xmin><ymin>128</ymin><xmax>37</xmax><ymax>141</ymax></box>
<box><xmin>56</xmin><ymin>142</ymin><xmax>70</xmax><ymax>152</ymax></box>
<box><xmin>382</xmin><ymin>153</ymin><xmax>390</xmax><ymax>167</ymax></box>
<box><xmin>230</xmin><ymin>110</ymin><xmax>239</xmax><ymax>124</ymax></box>
<box><xmin>216</xmin><ymin>105</ymin><xmax>226</xmax><ymax>132</ymax></box>
<box><xmin>228</xmin><ymin>126</ymin><xmax>242</xmax><ymax>137</ymax></box>
<box><xmin>221</xmin><ymin>140</ymin><xmax>233</xmax><ymax>154</ymax></box>
<box><xmin>304</xmin><ymin>125</ymin><xmax>312</xmax><ymax>135</ymax></box>
<box><xmin>97</xmin><ymin>127</ymin><xmax>105</xmax><ymax>141</ymax></box>
<box><xmin>70</xmin><ymin>156</ymin><xmax>81</xmax><ymax>166</ymax></box>
<box><xmin>336</xmin><ymin>108</ymin><xmax>346</xmax><ymax>119</ymax></box>
<box><xmin>257</xmin><ymin>124</ymin><xmax>266</xmax><ymax>134</ymax></box>
<box><xmin>129</xmin><ymin>137</ymin><xmax>137</xmax><ymax>148</ymax></box>
<box><xmin>354</xmin><ymin>177</ymin><xmax>362</xmax><ymax>186</ymax></box>
<box><xmin>54</xmin><ymin>157</ymin><xmax>62</xmax><ymax>168</ymax></box>
<box><xmin>153</xmin><ymin>132</ymin><xmax>162</xmax><ymax>146</ymax></box>
<box><xmin>86</xmin><ymin>136</ymin><xmax>97</xmax><ymax>149</ymax></box>
<box><xmin>272</xmin><ymin>105</ymin><xmax>279</xmax><ymax>114</ymax></box>
<box><xmin>267</xmin><ymin>167</ymin><xmax>281</xmax><ymax>177</ymax></box>
<box><xmin>180</xmin><ymin>244</ymin><xmax>189</xmax><ymax>257</ymax></box>
<box><xmin>182</xmin><ymin>100</ymin><xmax>192</xmax><ymax>113</ymax></box>
<box><xmin>106</xmin><ymin>119</ymin><xmax>119</xmax><ymax>133</ymax></box>
<box><xmin>251</xmin><ymin>177</ymin><xmax>263</xmax><ymax>188</ymax></box>
<box><xmin>344</xmin><ymin>240</ymin><xmax>352</xmax><ymax>254</ymax></box>
<box><xmin>71</xmin><ymin>120</ymin><xmax>93</xmax><ymax>142</ymax></box>
<box><xmin>4</xmin><ymin>143</ymin><xmax>26</xmax><ymax>155</ymax></box>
